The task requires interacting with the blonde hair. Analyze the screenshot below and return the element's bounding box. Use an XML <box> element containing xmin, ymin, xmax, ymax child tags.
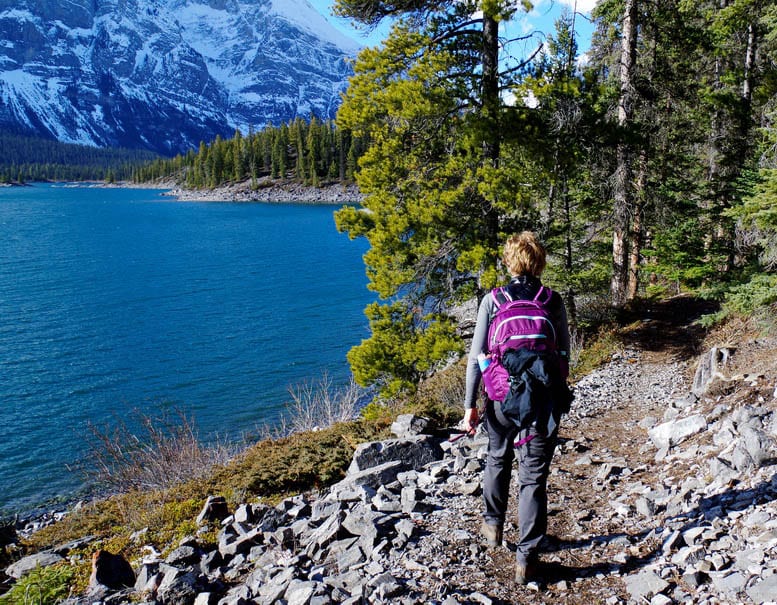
<box><xmin>503</xmin><ymin>231</ymin><xmax>546</xmax><ymax>277</ymax></box>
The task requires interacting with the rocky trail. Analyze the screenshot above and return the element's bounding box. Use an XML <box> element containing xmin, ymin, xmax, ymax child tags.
<box><xmin>8</xmin><ymin>299</ymin><xmax>777</xmax><ymax>604</ymax></box>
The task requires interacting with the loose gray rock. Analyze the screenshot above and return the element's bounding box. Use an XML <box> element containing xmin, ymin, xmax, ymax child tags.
<box><xmin>746</xmin><ymin>573</ymin><xmax>777</xmax><ymax>604</ymax></box>
<box><xmin>390</xmin><ymin>414</ymin><xmax>430</xmax><ymax>438</ymax></box>
<box><xmin>692</xmin><ymin>346</ymin><xmax>734</xmax><ymax>396</ymax></box>
<box><xmin>347</xmin><ymin>435</ymin><xmax>444</xmax><ymax>475</ymax></box>
<box><xmin>624</xmin><ymin>571</ymin><xmax>670</xmax><ymax>601</ymax></box>
<box><xmin>5</xmin><ymin>551</ymin><xmax>64</xmax><ymax>579</ymax></box>
<box><xmin>196</xmin><ymin>496</ymin><xmax>230</xmax><ymax>526</ymax></box>
<box><xmin>648</xmin><ymin>415</ymin><xmax>707</xmax><ymax>449</ymax></box>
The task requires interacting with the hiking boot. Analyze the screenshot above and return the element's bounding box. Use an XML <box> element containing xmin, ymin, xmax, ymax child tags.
<box><xmin>515</xmin><ymin>559</ymin><xmax>538</xmax><ymax>585</ymax></box>
<box><xmin>480</xmin><ymin>522</ymin><xmax>503</xmax><ymax>547</ymax></box>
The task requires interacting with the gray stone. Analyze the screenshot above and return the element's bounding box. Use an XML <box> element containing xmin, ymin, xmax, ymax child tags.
<box><xmin>692</xmin><ymin>346</ymin><xmax>734</xmax><ymax>396</ymax></box>
<box><xmin>682</xmin><ymin>526</ymin><xmax>706</xmax><ymax>547</ymax></box>
<box><xmin>219</xmin><ymin>584</ymin><xmax>252</xmax><ymax>605</ymax></box>
<box><xmin>624</xmin><ymin>571</ymin><xmax>670</xmax><ymax>601</ymax></box>
<box><xmin>734</xmin><ymin>548</ymin><xmax>764</xmax><ymax>571</ymax></box>
<box><xmin>218</xmin><ymin>527</ymin><xmax>262</xmax><ymax>558</ymax></box>
<box><xmin>648</xmin><ymin>415</ymin><xmax>707</xmax><ymax>449</ymax></box>
<box><xmin>311</xmin><ymin>499</ymin><xmax>343</xmax><ymax>521</ymax></box>
<box><xmin>396</xmin><ymin>470</ymin><xmax>419</xmax><ymax>487</ymax></box>
<box><xmin>393</xmin><ymin>518</ymin><xmax>415</xmax><ymax>548</ymax></box>
<box><xmin>51</xmin><ymin>535</ymin><xmax>98</xmax><ymax>556</ymax></box>
<box><xmin>333</xmin><ymin>542</ymin><xmax>366</xmax><ymax>571</ymax></box>
<box><xmin>401</xmin><ymin>486</ymin><xmax>432</xmax><ymax>513</ymax></box>
<box><xmin>746</xmin><ymin>574</ymin><xmax>777</xmax><ymax>604</ymax></box>
<box><xmin>367</xmin><ymin>571</ymin><xmax>403</xmax><ymax>599</ymax></box>
<box><xmin>390</xmin><ymin>414</ymin><xmax>430</xmax><ymax>438</ymax></box>
<box><xmin>156</xmin><ymin>567</ymin><xmax>198</xmax><ymax>605</ymax></box>
<box><xmin>134</xmin><ymin>565</ymin><xmax>162</xmax><ymax>594</ymax></box>
<box><xmin>257</xmin><ymin>567</ymin><xmax>296</xmax><ymax>604</ymax></box>
<box><xmin>6</xmin><ymin>551</ymin><xmax>64</xmax><ymax>579</ymax></box>
<box><xmin>233</xmin><ymin>503</ymin><xmax>255</xmax><ymax>524</ymax></box>
<box><xmin>200</xmin><ymin>550</ymin><xmax>223</xmax><ymax>576</ymax></box>
<box><xmin>731</xmin><ymin>427</ymin><xmax>774</xmax><ymax>471</ymax></box>
<box><xmin>305</xmin><ymin>510</ymin><xmax>347</xmax><ymax>556</ymax></box>
<box><xmin>285</xmin><ymin>579</ymin><xmax>317</xmax><ymax>605</ymax></box>
<box><xmin>193</xmin><ymin>593</ymin><xmax>217</xmax><ymax>605</ymax></box>
<box><xmin>197</xmin><ymin>496</ymin><xmax>230</xmax><ymax>526</ymax></box>
<box><xmin>372</xmin><ymin>489</ymin><xmax>402</xmax><ymax>513</ymax></box>
<box><xmin>347</xmin><ymin>435</ymin><xmax>444</xmax><ymax>474</ymax></box>
<box><xmin>709</xmin><ymin>571</ymin><xmax>747</xmax><ymax>595</ymax></box>
<box><xmin>165</xmin><ymin>545</ymin><xmax>199</xmax><ymax>566</ymax></box>
<box><xmin>636</xmin><ymin>496</ymin><xmax>656</xmax><ymax>517</ymax></box>
<box><xmin>662</xmin><ymin>530</ymin><xmax>683</xmax><ymax>554</ymax></box>
<box><xmin>682</xmin><ymin>570</ymin><xmax>709</xmax><ymax>588</ymax></box>
<box><xmin>328</xmin><ymin>461</ymin><xmax>403</xmax><ymax>499</ymax></box>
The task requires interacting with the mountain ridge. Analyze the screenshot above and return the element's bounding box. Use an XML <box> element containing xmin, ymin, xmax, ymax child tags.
<box><xmin>0</xmin><ymin>0</ymin><xmax>358</xmax><ymax>155</ymax></box>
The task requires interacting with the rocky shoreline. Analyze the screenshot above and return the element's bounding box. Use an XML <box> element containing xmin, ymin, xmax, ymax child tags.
<box><xmin>143</xmin><ymin>178</ymin><xmax>364</xmax><ymax>204</ymax></box>
<box><xmin>6</xmin><ymin>326</ymin><xmax>777</xmax><ymax>604</ymax></box>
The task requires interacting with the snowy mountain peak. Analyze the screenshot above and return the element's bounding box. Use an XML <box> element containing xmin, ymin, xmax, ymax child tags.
<box><xmin>271</xmin><ymin>0</ymin><xmax>361</xmax><ymax>53</ymax></box>
<box><xmin>0</xmin><ymin>0</ymin><xmax>360</xmax><ymax>154</ymax></box>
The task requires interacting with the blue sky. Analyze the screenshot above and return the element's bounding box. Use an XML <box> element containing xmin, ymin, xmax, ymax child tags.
<box><xmin>306</xmin><ymin>0</ymin><xmax>596</xmax><ymax>58</ymax></box>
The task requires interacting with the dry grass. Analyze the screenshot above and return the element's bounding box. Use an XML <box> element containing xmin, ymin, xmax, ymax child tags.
<box><xmin>283</xmin><ymin>372</ymin><xmax>366</xmax><ymax>435</ymax></box>
<box><xmin>72</xmin><ymin>408</ymin><xmax>239</xmax><ymax>494</ymax></box>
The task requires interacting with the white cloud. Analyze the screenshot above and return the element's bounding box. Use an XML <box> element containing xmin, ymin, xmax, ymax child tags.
<box><xmin>559</xmin><ymin>0</ymin><xmax>598</xmax><ymax>14</ymax></box>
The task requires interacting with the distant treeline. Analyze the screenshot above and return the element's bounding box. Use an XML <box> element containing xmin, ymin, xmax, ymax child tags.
<box><xmin>0</xmin><ymin>134</ymin><xmax>160</xmax><ymax>182</ymax></box>
<box><xmin>133</xmin><ymin>117</ymin><xmax>369</xmax><ymax>188</ymax></box>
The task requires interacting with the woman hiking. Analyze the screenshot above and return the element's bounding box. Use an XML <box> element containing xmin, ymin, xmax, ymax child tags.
<box><xmin>462</xmin><ymin>231</ymin><xmax>571</xmax><ymax>585</ymax></box>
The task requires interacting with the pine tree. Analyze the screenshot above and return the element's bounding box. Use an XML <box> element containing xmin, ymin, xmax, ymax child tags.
<box><xmin>333</xmin><ymin>0</ymin><xmax>542</xmax><ymax>395</ymax></box>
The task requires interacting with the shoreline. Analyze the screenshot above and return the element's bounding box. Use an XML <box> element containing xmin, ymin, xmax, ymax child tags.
<box><xmin>126</xmin><ymin>177</ymin><xmax>364</xmax><ymax>204</ymax></box>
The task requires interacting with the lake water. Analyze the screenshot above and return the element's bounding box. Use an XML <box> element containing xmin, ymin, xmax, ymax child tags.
<box><xmin>0</xmin><ymin>184</ymin><xmax>372</xmax><ymax>515</ymax></box>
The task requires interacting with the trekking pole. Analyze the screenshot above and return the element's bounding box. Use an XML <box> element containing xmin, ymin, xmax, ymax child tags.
<box><xmin>449</xmin><ymin>406</ymin><xmax>484</xmax><ymax>442</ymax></box>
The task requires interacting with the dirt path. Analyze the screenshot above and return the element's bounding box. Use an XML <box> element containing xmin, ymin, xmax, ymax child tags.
<box><xmin>401</xmin><ymin>297</ymin><xmax>776</xmax><ymax>604</ymax></box>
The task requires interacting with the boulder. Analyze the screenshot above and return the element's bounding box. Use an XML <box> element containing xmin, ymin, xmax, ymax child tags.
<box><xmin>347</xmin><ymin>435</ymin><xmax>443</xmax><ymax>475</ymax></box>
<box><xmin>390</xmin><ymin>414</ymin><xmax>430</xmax><ymax>438</ymax></box>
<box><xmin>5</xmin><ymin>551</ymin><xmax>64</xmax><ymax>579</ymax></box>
<box><xmin>692</xmin><ymin>346</ymin><xmax>734</xmax><ymax>396</ymax></box>
<box><xmin>648</xmin><ymin>415</ymin><xmax>707</xmax><ymax>449</ymax></box>
<box><xmin>747</xmin><ymin>574</ymin><xmax>777</xmax><ymax>604</ymax></box>
<box><xmin>624</xmin><ymin>571</ymin><xmax>670</xmax><ymax>602</ymax></box>
<box><xmin>196</xmin><ymin>496</ymin><xmax>230</xmax><ymax>526</ymax></box>
<box><xmin>327</xmin><ymin>461</ymin><xmax>404</xmax><ymax>501</ymax></box>
<box><xmin>88</xmin><ymin>549</ymin><xmax>135</xmax><ymax>591</ymax></box>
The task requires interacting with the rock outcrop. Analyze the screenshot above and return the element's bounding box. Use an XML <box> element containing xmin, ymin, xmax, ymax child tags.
<box><xmin>7</xmin><ymin>339</ymin><xmax>777</xmax><ymax>605</ymax></box>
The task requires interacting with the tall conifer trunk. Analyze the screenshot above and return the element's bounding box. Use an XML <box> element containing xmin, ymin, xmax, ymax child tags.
<box><xmin>482</xmin><ymin>14</ymin><xmax>501</xmax><ymax>284</ymax></box>
<box><xmin>628</xmin><ymin>150</ymin><xmax>647</xmax><ymax>299</ymax></box>
<box><xmin>611</xmin><ymin>0</ymin><xmax>638</xmax><ymax>307</ymax></box>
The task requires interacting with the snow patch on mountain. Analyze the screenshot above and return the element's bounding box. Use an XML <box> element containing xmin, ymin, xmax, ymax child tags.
<box><xmin>0</xmin><ymin>0</ymin><xmax>359</xmax><ymax>154</ymax></box>
<box><xmin>270</xmin><ymin>0</ymin><xmax>361</xmax><ymax>53</ymax></box>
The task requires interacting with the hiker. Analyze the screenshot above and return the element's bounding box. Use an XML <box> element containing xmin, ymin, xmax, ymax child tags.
<box><xmin>463</xmin><ymin>231</ymin><xmax>571</xmax><ymax>585</ymax></box>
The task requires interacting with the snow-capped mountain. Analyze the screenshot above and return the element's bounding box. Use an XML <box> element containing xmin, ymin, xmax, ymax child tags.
<box><xmin>0</xmin><ymin>0</ymin><xmax>359</xmax><ymax>155</ymax></box>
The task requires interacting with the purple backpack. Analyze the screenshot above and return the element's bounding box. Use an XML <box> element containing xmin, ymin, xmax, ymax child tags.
<box><xmin>480</xmin><ymin>285</ymin><xmax>557</xmax><ymax>402</ymax></box>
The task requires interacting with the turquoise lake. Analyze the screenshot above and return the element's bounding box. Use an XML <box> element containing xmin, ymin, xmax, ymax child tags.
<box><xmin>0</xmin><ymin>184</ymin><xmax>372</xmax><ymax>515</ymax></box>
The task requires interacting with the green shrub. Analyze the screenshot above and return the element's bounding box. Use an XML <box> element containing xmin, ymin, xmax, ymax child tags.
<box><xmin>0</xmin><ymin>563</ymin><xmax>75</xmax><ymax>605</ymax></box>
<box><xmin>699</xmin><ymin>273</ymin><xmax>777</xmax><ymax>330</ymax></box>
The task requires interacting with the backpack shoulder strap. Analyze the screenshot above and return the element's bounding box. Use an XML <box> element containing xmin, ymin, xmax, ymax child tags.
<box><xmin>491</xmin><ymin>286</ymin><xmax>512</xmax><ymax>308</ymax></box>
<box><xmin>533</xmin><ymin>285</ymin><xmax>554</xmax><ymax>305</ymax></box>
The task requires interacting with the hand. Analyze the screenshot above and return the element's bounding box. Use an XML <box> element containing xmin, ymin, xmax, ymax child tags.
<box><xmin>463</xmin><ymin>407</ymin><xmax>479</xmax><ymax>435</ymax></box>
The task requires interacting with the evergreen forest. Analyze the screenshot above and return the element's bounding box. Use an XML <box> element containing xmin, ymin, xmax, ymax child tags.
<box><xmin>0</xmin><ymin>134</ymin><xmax>159</xmax><ymax>183</ymax></box>
<box><xmin>132</xmin><ymin>118</ymin><xmax>368</xmax><ymax>189</ymax></box>
<box><xmin>325</xmin><ymin>0</ymin><xmax>777</xmax><ymax>396</ymax></box>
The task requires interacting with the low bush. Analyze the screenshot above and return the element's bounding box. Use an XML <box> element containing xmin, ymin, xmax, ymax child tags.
<box><xmin>74</xmin><ymin>408</ymin><xmax>239</xmax><ymax>493</ymax></box>
<box><xmin>0</xmin><ymin>563</ymin><xmax>75</xmax><ymax>605</ymax></box>
<box><xmin>284</xmin><ymin>373</ymin><xmax>366</xmax><ymax>434</ymax></box>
